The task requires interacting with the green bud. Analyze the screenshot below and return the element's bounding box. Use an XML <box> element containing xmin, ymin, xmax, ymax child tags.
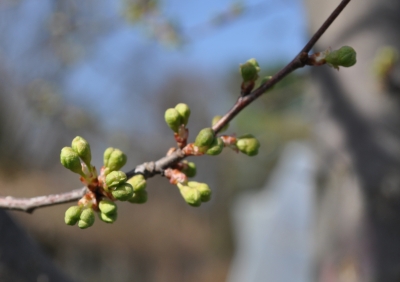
<box><xmin>188</xmin><ymin>181</ymin><xmax>211</xmax><ymax>202</ymax></box>
<box><xmin>206</xmin><ymin>137</ymin><xmax>224</xmax><ymax>156</ymax></box>
<box><xmin>177</xmin><ymin>183</ymin><xmax>201</xmax><ymax>207</ymax></box>
<box><xmin>194</xmin><ymin>128</ymin><xmax>215</xmax><ymax>151</ymax></box>
<box><xmin>71</xmin><ymin>136</ymin><xmax>91</xmax><ymax>167</ymax></box>
<box><xmin>64</xmin><ymin>206</ymin><xmax>82</xmax><ymax>226</ymax></box>
<box><xmin>98</xmin><ymin>199</ymin><xmax>117</xmax><ymax>215</ymax></box>
<box><xmin>240</xmin><ymin>58</ymin><xmax>260</xmax><ymax>82</ymax></box>
<box><xmin>164</xmin><ymin>108</ymin><xmax>182</xmax><ymax>133</ymax></box>
<box><xmin>175</xmin><ymin>103</ymin><xmax>191</xmax><ymax>126</ymax></box>
<box><xmin>236</xmin><ymin>134</ymin><xmax>260</xmax><ymax>156</ymax></box>
<box><xmin>128</xmin><ymin>190</ymin><xmax>148</xmax><ymax>204</ymax></box>
<box><xmin>325</xmin><ymin>46</ymin><xmax>357</xmax><ymax>69</ymax></box>
<box><xmin>127</xmin><ymin>174</ymin><xmax>147</xmax><ymax>192</ymax></box>
<box><xmin>99</xmin><ymin>212</ymin><xmax>117</xmax><ymax>223</ymax></box>
<box><xmin>212</xmin><ymin>115</ymin><xmax>229</xmax><ymax>133</ymax></box>
<box><xmin>182</xmin><ymin>161</ymin><xmax>196</xmax><ymax>178</ymax></box>
<box><xmin>112</xmin><ymin>183</ymin><xmax>134</xmax><ymax>201</ymax></box>
<box><xmin>105</xmin><ymin>171</ymin><xmax>127</xmax><ymax>188</ymax></box>
<box><xmin>103</xmin><ymin>147</ymin><xmax>114</xmax><ymax>167</ymax></box>
<box><xmin>78</xmin><ymin>208</ymin><xmax>95</xmax><ymax>229</ymax></box>
<box><xmin>103</xmin><ymin>148</ymin><xmax>127</xmax><ymax>172</ymax></box>
<box><xmin>60</xmin><ymin>147</ymin><xmax>84</xmax><ymax>175</ymax></box>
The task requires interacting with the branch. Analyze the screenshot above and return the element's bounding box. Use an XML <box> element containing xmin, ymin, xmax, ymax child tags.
<box><xmin>0</xmin><ymin>149</ymin><xmax>187</xmax><ymax>213</ymax></box>
<box><xmin>0</xmin><ymin>187</ymin><xmax>87</xmax><ymax>213</ymax></box>
<box><xmin>212</xmin><ymin>0</ymin><xmax>351</xmax><ymax>133</ymax></box>
<box><xmin>0</xmin><ymin>0</ymin><xmax>351</xmax><ymax>213</ymax></box>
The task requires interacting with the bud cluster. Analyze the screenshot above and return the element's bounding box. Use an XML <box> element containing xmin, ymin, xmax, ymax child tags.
<box><xmin>61</xmin><ymin>136</ymin><xmax>150</xmax><ymax>229</ymax></box>
<box><xmin>177</xmin><ymin>181</ymin><xmax>211</xmax><ymax>207</ymax></box>
<box><xmin>65</xmin><ymin>206</ymin><xmax>95</xmax><ymax>229</ymax></box>
<box><xmin>60</xmin><ymin>136</ymin><xmax>94</xmax><ymax>180</ymax></box>
<box><xmin>164</xmin><ymin>103</ymin><xmax>191</xmax><ymax>133</ymax></box>
<box><xmin>163</xmin><ymin>109</ymin><xmax>260</xmax><ymax>207</ymax></box>
<box><xmin>61</xmin><ymin>98</ymin><xmax>263</xmax><ymax>228</ymax></box>
<box><xmin>165</xmin><ymin>103</ymin><xmax>191</xmax><ymax>148</ymax></box>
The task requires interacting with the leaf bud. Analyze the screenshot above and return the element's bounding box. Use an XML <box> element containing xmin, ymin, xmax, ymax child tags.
<box><xmin>128</xmin><ymin>190</ymin><xmax>148</xmax><ymax>204</ymax></box>
<box><xmin>206</xmin><ymin>137</ymin><xmax>224</xmax><ymax>156</ymax></box>
<box><xmin>177</xmin><ymin>183</ymin><xmax>201</xmax><ymax>207</ymax></box>
<box><xmin>212</xmin><ymin>115</ymin><xmax>229</xmax><ymax>133</ymax></box>
<box><xmin>194</xmin><ymin>128</ymin><xmax>215</xmax><ymax>151</ymax></box>
<box><xmin>71</xmin><ymin>136</ymin><xmax>91</xmax><ymax>167</ymax></box>
<box><xmin>105</xmin><ymin>171</ymin><xmax>127</xmax><ymax>188</ymax></box>
<box><xmin>98</xmin><ymin>199</ymin><xmax>117</xmax><ymax>215</ymax></box>
<box><xmin>99</xmin><ymin>212</ymin><xmax>118</xmax><ymax>223</ymax></box>
<box><xmin>182</xmin><ymin>161</ymin><xmax>196</xmax><ymax>178</ymax></box>
<box><xmin>175</xmin><ymin>103</ymin><xmax>191</xmax><ymax>126</ymax></box>
<box><xmin>111</xmin><ymin>183</ymin><xmax>134</xmax><ymax>201</ymax></box>
<box><xmin>325</xmin><ymin>46</ymin><xmax>357</xmax><ymax>69</ymax></box>
<box><xmin>60</xmin><ymin>147</ymin><xmax>84</xmax><ymax>175</ymax></box>
<box><xmin>78</xmin><ymin>208</ymin><xmax>95</xmax><ymax>229</ymax></box>
<box><xmin>127</xmin><ymin>174</ymin><xmax>147</xmax><ymax>192</ymax></box>
<box><xmin>103</xmin><ymin>148</ymin><xmax>127</xmax><ymax>172</ymax></box>
<box><xmin>64</xmin><ymin>206</ymin><xmax>82</xmax><ymax>226</ymax></box>
<box><xmin>188</xmin><ymin>181</ymin><xmax>211</xmax><ymax>202</ymax></box>
<box><xmin>240</xmin><ymin>58</ymin><xmax>260</xmax><ymax>82</ymax></box>
<box><xmin>236</xmin><ymin>134</ymin><xmax>260</xmax><ymax>156</ymax></box>
<box><xmin>164</xmin><ymin>108</ymin><xmax>182</xmax><ymax>133</ymax></box>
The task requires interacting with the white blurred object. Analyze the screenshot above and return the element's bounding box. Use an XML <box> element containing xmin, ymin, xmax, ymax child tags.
<box><xmin>227</xmin><ymin>142</ymin><xmax>316</xmax><ymax>282</ymax></box>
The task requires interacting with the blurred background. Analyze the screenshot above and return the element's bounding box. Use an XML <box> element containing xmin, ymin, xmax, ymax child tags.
<box><xmin>1</xmin><ymin>0</ymin><xmax>400</xmax><ymax>281</ymax></box>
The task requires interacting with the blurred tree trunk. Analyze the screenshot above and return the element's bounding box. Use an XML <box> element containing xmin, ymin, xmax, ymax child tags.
<box><xmin>305</xmin><ymin>0</ymin><xmax>400</xmax><ymax>281</ymax></box>
<box><xmin>0</xmin><ymin>210</ymin><xmax>72</xmax><ymax>281</ymax></box>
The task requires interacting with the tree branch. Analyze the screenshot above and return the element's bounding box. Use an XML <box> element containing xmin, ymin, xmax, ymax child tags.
<box><xmin>0</xmin><ymin>0</ymin><xmax>352</xmax><ymax>213</ymax></box>
<box><xmin>212</xmin><ymin>0</ymin><xmax>352</xmax><ymax>133</ymax></box>
<box><xmin>0</xmin><ymin>187</ymin><xmax>87</xmax><ymax>213</ymax></box>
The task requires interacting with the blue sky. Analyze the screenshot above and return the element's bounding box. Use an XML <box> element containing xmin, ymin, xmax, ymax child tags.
<box><xmin>65</xmin><ymin>0</ymin><xmax>307</xmax><ymax>130</ymax></box>
<box><xmin>0</xmin><ymin>0</ymin><xmax>308</xmax><ymax>132</ymax></box>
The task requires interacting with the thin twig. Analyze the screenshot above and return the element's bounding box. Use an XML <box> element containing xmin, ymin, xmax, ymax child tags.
<box><xmin>0</xmin><ymin>0</ymin><xmax>352</xmax><ymax>213</ymax></box>
<box><xmin>212</xmin><ymin>0</ymin><xmax>352</xmax><ymax>133</ymax></box>
<box><xmin>0</xmin><ymin>187</ymin><xmax>87</xmax><ymax>213</ymax></box>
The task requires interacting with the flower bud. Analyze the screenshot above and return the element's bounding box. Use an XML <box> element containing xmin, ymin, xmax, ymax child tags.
<box><xmin>71</xmin><ymin>136</ymin><xmax>91</xmax><ymax>167</ymax></box>
<box><xmin>194</xmin><ymin>128</ymin><xmax>215</xmax><ymax>151</ymax></box>
<box><xmin>182</xmin><ymin>161</ymin><xmax>196</xmax><ymax>178</ymax></box>
<box><xmin>128</xmin><ymin>190</ymin><xmax>148</xmax><ymax>204</ymax></box>
<box><xmin>240</xmin><ymin>58</ymin><xmax>260</xmax><ymax>82</ymax></box>
<box><xmin>78</xmin><ymin>208</ymin><xmax>95</xmax><ymax>229</ymax></box>
<box><xmin>206</xmin><ymin>137</ymin><xmax>224</xmax><ymax>156</ymax></box>
<box><xmin>175</xmin><ymin>103</ymin><xmax>191</xmax><ymax>126</ymax></box>
<box><xmin>127</xmin><ymin>174</ymin><xmax>147</xmax><ymax>192</ymax></box>
<box><xmin>99</xmin><ymin>211</ymin><xmax>117</xmax><ymax>223</ymax></box>
<box><xmin>112</xmin><ymin>183</ymin><xmax>134</xmax><ymax>201</ymax></box>
<box><xmin>325</xmin><ymin>46</ymin><xmax>357</xmax><ymax>69</ymax></box>
<box><xmin>60</xmin><ymin>147</ymin><xmax>84</xmax><ymax>175</ymax></box>
<box><xmin>177</xmin><ymin>183</ymin><xmax>201</xmax><ymax>207</ymax></box>
<box><xmin>236</xmin><ymin>134</ymin><xmax>260</xmax><ymax>156</ymax></box>
<box><xmin>98</xmin><ymin>199</ymin><xmax>117</xmax><ymax>215</ymax></box>
<box><xmin>212</xmin><ymin>115</ymin><xmax>229</xmax><ymax>132</ymax></box>
<box><xmin>103</xmin><ymin>148</ymin><xmax>127</xmax><ymax>172</ymax></box>
<box><xmin>64</xmin><ymin>205</ymin><xmax>82</xmax><ymax>226</ymax></box>
<box><xmin>164</xmin><ymin>108</ymin><xmax>182</xmax><ymax>133</ymax></box>
<box><xmin>188</xmin><ymin>181</ymin><xmax>211</xmax><ymax>202</ymax></box>
<box><xmin>105</xmin><ymin>171</ymin><xmax>127</xmax><ymax>188</ymax></box>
